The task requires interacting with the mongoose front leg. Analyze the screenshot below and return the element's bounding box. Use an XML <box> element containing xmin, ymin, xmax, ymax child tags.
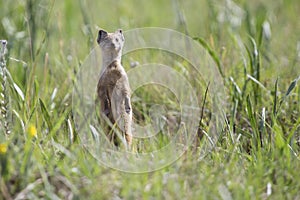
<box><xmin>98</xmin><ymin>86</ymin><xmax>110</xmax><ymax>116</ymax></box>
<box><xmin>124</xmin><ymin>96</ymin><xmax>132</xmax><ymax>146</ymax></box>
<box><xmin>125</xmin><ymin>96</ymin><xmax>131</xmax><ymax>114</ymax></box>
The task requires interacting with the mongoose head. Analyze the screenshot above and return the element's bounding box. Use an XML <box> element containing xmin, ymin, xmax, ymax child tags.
<box><xmin>97</xmin><ymin>29</ymin><xmax>125</xmax><ymax>53</ymax></box>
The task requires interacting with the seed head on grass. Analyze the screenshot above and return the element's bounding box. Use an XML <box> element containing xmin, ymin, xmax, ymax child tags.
<box><xmin>0</xmin><ymin>39</ymin><xmax>10</xmax><ymax>136</ymax></box>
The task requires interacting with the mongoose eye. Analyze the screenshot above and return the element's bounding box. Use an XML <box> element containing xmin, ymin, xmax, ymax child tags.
<box><xmin>115</xmin><ymin>38</ymin><xmax>119</xmax><ymax>42</ymax></box>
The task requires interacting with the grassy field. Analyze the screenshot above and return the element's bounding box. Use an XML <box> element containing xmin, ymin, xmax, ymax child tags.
<box><xmin>1</xmin><ymin>0</ymin><xmax>300</xmax><ymax>199</ymax></box>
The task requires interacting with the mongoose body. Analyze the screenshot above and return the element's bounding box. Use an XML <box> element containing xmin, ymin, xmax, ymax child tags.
<box><xmin>96</xmin><ymin>29</ymin><xmax>132</xmax><ymax>147</ymax></box>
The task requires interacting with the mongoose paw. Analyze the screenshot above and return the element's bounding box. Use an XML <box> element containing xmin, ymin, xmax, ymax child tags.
<box><xmin>125</xmin><ymin>106</ymin><xmax>131</xmax><ymax>114</ymax></box>
<box><xmin>125</xmin><ymin>97</ymin><xmax>131</xmax><ymax>114</ymax></box>
<box><xmin>104</xmin><ymin>108</ymin><xmax>110</xmax><ymax>116</ymax></box>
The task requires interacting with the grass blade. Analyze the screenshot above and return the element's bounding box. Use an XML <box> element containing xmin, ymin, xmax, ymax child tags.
<box><xmin>193</xmin><ymin>37</ymin><xmax>224</xmax><ymax>78</ymax></box>
<box><xmin>197</xmin><ymin>82</ymin><xmax>210</xmax><ymax>145</ymax></box>
<box><xmin>273</xmin><ymin>77</ymin><xmax>278</xmax><ymax>117</ymax></box>
<box><xmin>13</xmin><ymin>83</ymin><xmax>24</xmax><ymax>101</ymax></box>
<box><xmin>285</xmin><ymin>75</ymin><xmax>300</xmax><ymax>97</ymax></box>
<box><xmin>39</xmin><ymin>98</ymin><xmax>52</xmax><ymax>131</ymax></box>
<box><xmin>246</xmin><ymin>95</ymin><xmax>261</xmax><ymax>149</ymax></box>
<box><xmin>278</xmin><ymin>75</ymin><xmax>300</xmax><ymax>113</ymax></box>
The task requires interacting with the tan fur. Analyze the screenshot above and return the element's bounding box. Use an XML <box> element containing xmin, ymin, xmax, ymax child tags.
<box><xmin>96</xmin><ymin>29</ymin><xmax>132</xmax><ymax>147</ymax></box>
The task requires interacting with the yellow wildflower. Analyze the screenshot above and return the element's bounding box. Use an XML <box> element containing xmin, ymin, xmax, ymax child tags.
<box><xmin>27</xmin><ymin>124</ymin><xmax>37</xmax><ymax>138</ymax></box>
<box><xmin>0</xmin><ymin>143</ymin><xmax>7</xmax><ymax>154</ymax></box>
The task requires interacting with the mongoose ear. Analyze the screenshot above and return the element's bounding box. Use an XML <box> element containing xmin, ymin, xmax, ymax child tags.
<box><xmin>116</xmin><ymin>29</ymin><xmax>125</xmax><ymax>41</ymax></box>
<box><xmin>116</xmin><ymin>29</ymin><xmax>124</xmax><ymax>36</ymax></box>
<box><xmin>97</xmin><ymin>30</ymin><xmax>108</xmax><ymax>44</ymax></box>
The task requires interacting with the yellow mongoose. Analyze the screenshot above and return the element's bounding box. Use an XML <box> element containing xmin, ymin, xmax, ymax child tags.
<box><xmin>96</xmin><ymin>29</ymin><xmax>132</xmax><ymax>147</ymax></box>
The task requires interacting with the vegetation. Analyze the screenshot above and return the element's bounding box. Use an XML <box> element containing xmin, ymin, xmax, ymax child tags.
<box><xmin>0</xmin><ymin>0</ymin><xmax>300</xmax><ymax>199</ymax></box>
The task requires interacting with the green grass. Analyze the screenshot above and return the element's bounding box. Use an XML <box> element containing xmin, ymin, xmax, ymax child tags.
<box><xmin>1</xmin><ymin>0</ymin><xmax>300</xmax><ymax>199</ymax></box>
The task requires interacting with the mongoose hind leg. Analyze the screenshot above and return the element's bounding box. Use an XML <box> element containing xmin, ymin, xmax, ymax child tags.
<box><xmin>111</xmin><ymin>91</ymin><xmax>132</xmax><ymax>147</ymax></box>
<box><xmin>98</xmin><ymin>86</ymin><xmax>118</xmax><ymax>144</ymax></box>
